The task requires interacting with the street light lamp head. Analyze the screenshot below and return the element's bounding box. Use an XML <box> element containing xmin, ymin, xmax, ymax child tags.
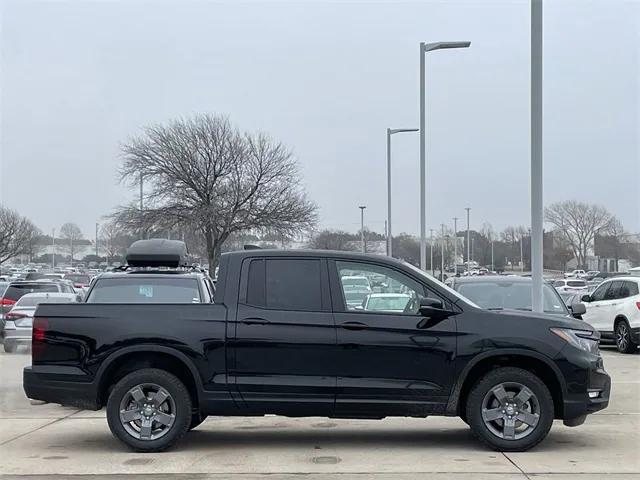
<box><xmin>389</xmin><ymin>128</ymin><xmax>419</xmax><ymax>135</ymax></box>
<box><xmin>422</xmin><ymin>41</ymin><xmax>471</xmax><ymax>52</ymax></box>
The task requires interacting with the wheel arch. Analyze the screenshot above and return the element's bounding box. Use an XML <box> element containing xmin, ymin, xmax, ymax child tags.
<box><xmin>446</xmin><ymin>349</ymin><xmax>567</xmax><ymax>419</ymax></box>
<box><xmin>96</xmin><ymin>345</ymin><xmax>204</xmax><ymax>409</ymax></box>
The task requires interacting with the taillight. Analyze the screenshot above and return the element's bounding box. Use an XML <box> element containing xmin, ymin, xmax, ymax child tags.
<box><xmin>0</xmin><ymin>297</ymin><xmax>16</xmax><ymax>306</ymax></box>
<box><xmin>32</xmin><ymin>318</ymin><xmax>49</xmax><ymax>360</ymax></box>
<box><xmin>5</xmin><ymin>312</ymin><xmax>27</xmax><ymax>320</ymax></box>
<box><xmin>636</xmin><ymin>302</ymin><xmax>640</xmax><ymax>311</ymax></box>
<box><xmin>33</xmin><ymin>318</ymin><xmax>48</xmax><ymax>342</ymax></box>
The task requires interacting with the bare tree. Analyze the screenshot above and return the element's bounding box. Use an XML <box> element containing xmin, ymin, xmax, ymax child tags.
<box><xmin>59</xmin><ymin>223</ymin><xmax>83</xmax><ymax>264</ymax></box>
<box><xmin>113</xmin><ymin>115</ymin><xmax>317</xmax><ymax>268</ymax></box>
<box><xmin>545</xmin><ymin>201</ymin><xmax>614</xmax><ymax>269</ymax></box>
<box><xmin>308</xmin><ymin>230</ymin><xmax>357</xmax><ymax>251</ymax></box>
<box><xmin>0</xmin><ymin>207</ymin><xmax>40</xmax><ymax>264</ymax></box>
<box><xmin>99</xmin><ymin>221</ymin><xmax>135</xmax><ymax>263</ymax></box>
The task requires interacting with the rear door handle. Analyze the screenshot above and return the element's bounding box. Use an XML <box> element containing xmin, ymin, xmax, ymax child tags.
<box><xmin>241</xmin><ymin>317</ymin><xmax>270</xmax><ymax>325</ymax></box>
<box><xmin>340</xmin><ymin>321</ymin><xmax>367</xmax><ymax>331</ymax></box>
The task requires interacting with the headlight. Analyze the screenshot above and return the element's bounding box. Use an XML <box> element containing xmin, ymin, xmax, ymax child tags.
<box><xmin>551</xmin><ymin>327</ymin><xmax>599</xmax><ymax>354</ymax></box>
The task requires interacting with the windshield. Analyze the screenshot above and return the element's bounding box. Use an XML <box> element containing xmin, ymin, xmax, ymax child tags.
<box><xmin>402</xmin><ymin>261</ymin><xmax>481</xmax><ymax>308</ymax></box>
<box><xmin>4</xmin><ymin>284</ymin><xmax>58</xmax><ymax>301</ymax></box>
<box><xmin>456</xmin><ymin>281</ymin><xmax>569</xmax><ymax>315</ymax></box>
<box><xmin>87</xmin><ymin>277</ymin><xmax>201</xmax><ymax>303</ymax></box>
<box><xmin>567</xmin><ymin>280</ymin><xmax>586</xmax><ymax>287</ymax></box>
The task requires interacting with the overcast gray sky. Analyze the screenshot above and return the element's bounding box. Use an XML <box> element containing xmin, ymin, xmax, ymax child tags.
<box><xmin>1</xmin><ymin>0</ymin><xmax>638</xmax><ymax>239</ymax></box>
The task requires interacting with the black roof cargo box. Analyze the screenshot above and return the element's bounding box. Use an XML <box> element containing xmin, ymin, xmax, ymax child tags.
<box><xmin>126</xmin><ymin>239</ymin><xmax>188</xmax><ymax>268</ymax></box>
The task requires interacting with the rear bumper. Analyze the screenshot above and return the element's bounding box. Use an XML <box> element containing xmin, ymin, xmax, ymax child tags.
<box><xmin>23</xmin><ymin>366</ymin><xmax>100</xmax><ymax>410</ymax></box>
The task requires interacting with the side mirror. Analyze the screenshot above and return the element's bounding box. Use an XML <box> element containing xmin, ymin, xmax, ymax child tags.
<box><xmin>570</xmin><ymin>302</ymin><xmax>586</xmax><ymax>318</ymax></box>
<box><xmin>581</xmin><ymin>294</ymin><xmax>591</xmax><ymax>302</ymax></box>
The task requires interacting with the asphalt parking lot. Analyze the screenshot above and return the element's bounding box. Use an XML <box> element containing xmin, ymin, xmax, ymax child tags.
<box><xmin>0</xmin><ymin>348</ymin><xmax>638</xmax><ymax>480</ymax></box>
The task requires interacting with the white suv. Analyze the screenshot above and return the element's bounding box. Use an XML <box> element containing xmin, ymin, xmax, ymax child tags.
<box><xmin>581</xmin><ymin>277</ymin><xmax>640</xmax><ymax>353</ymax></box>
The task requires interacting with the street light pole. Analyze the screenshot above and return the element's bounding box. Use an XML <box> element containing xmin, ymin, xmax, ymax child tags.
<box><xmin>453</xmin><ymin>217</ymin><xmax>458</xmax><ymax>275</ymax></box>
<box><xmin>51</xmin><ymin>228</ymin><xmax>55</xmax><ymax>269</ymax></box>
<box><xmin>429</xmin><ymin>229</ymin><xmax>434</xmax><ymax>276</ymax></box>
<box><xmin>491</xmin><ymin>240</ymin><xmax>495</xmax><ymax>271</ymax></box>
<box><xmin>441</xmin><ymin>223</ymin><xmax>446</xmax><ymax>280</ymax></box>
<box><xmin>140</xmin><ymin>171</ymin><xmax>144</xmax><ymax>240</ymax></box>
<box><xmin>359</xmin><ymin>206</ymin><xmax>366</xmax><ymax>253</ymax></box>
<box><xmin>530</xmin><ymin>0</ymin><xmax>544</xmax><ymax>312</ymax></box>
<box><xmin>419</xmin><ymin>41</ymin><xmax>471</xmax><ymax>271</ymax></box>
<box><xmin>387</xmin><ymin>127</ymin><xmax>418</xmax><ymax>258</ymax></box>
<box><xmin>465</xmin><ymin>207</ymin><xmax>471</xmax><ymax>268</ymax></box>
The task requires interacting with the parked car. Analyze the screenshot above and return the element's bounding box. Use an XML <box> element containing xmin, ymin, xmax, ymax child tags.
<box><xmin>63</xmin><ymin>273</ymin><xmax>92</xmax><ymax>290</ymax></box>
<box><xmin>2</xmin><ymin>292</ymin><xmax>80</xmax><ymax>353</ymax></box>
<box><xmin>448</xmin><ymin>276</ymin><xmax>581</xmax><ymax>318</ymax></box>
<box><xmin>584</xmin><ymin>271</ymin><xmax>601</xmax><ymax>281</ymax></box>
<box><xmin>24</xmin><ymin>242</ymin><xmax>609</xmax><ymax>453</ymax></box>
<box><xmin>553</xmin><ymin>279</ymin><xmax>589</xmax><ymax>294</ymax></box>
<box><xmin>340</xmin><ymin>275</ymin><xmax>372</xmax><ymax>307</ymax></box>
<box><xmin>564</xmin><ymin>270</ymin><xmax>586</xmax><ymax>279</ymax></box>
<box><xmin>580</xmin><ymin>277</ymin><xmax>640</xmax><ymax>353</ymax></box>
<box><xmin>0</xmin><ymin>280</ymin><xmax>74</xmax><ymax>319</ymax></box>
<box><xmin>362</xmin><ymin>293</ymin><xmax>412</xmax><ymax>312</ymax></box>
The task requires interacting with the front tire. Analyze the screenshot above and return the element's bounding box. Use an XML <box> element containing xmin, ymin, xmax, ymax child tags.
<box><xmin>615</xmin><ymin>319</ymin><xmax>638</xmax><ymax>354</ymax></box>
<box><xmin>466</xmin><ymin>367</ymin><xmax>554</xmax><ymax>452</ymax></box>
<box><xmin>106</xmin><ymin>368</ymin><xmax>192</xmax><ymax>452</ymax></box>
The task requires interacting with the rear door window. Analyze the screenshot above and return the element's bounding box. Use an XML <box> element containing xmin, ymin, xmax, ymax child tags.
<box><xmin>86</xmin><ymin>277</ymin><xmax>202</xmax><ymax>303</ymax></box>
<box><xmin>245</xmin><ymin>258</ymin><xmax>323</xmax><ymax>312</ymax></box>
<box><xmin>605</xmin><ymin>281</ymin><xmax>623</xmax><ymax>300</ymax></box>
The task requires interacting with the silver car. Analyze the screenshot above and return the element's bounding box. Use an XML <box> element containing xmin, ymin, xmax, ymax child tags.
<box><xmin>2</xmin><ymin>292</ymin><xmax>80</xmax><ymax>353</ymax></box>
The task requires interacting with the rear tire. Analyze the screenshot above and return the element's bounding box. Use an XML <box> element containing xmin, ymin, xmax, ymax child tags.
<box><xmin>106</xmin><ymin>368</ymin><xmax>192</xmax><ymax>452</ymax></box>
<box><xmin>3</xmin><ymin>342</ymin><xmax>17</xmax><ymax>353</ymax></box>
<box><xmin>466</xmin><ymin>367</ymin><xmax>554</xmax><ymax>452</ymax></box>
<box><xmin>615</xmin><ymin>319</ymin><xmax>638</xmax><ymax>354</ymax></box>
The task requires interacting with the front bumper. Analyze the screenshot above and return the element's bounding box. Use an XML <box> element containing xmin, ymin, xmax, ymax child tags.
<box><xmin>23</xmin><ymin>366</ymin><xmax>100</xmax><ymax>410</ymax></box>
<box><xmin>559</xmin><ymin>347</ymin><xmax>611</xmax><ymax>426</ymax></box>
<box><xmin>631</xmin><ymin>327</ymin><xmax>640</xmax><ymax>345</ymax></box>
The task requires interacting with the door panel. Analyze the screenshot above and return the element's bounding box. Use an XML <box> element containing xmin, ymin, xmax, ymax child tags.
<box><xmin>229</xmin><ymin>257</ymin><xmax>337</xmax><ymax>416</ymax></box>
<box><xmin>330</xmin><ymin>260</ymin><xmax>457</xmax><ymax>417</ymax></box>
<box><xmin>583</xmin><ymin>282</ymin><xmax>613</xmax><ymax>331</ymax></box>
<box><xmin>334</xmin><ymin>311</ymin><xmax>456</xmax><ymax>416</ymax></box>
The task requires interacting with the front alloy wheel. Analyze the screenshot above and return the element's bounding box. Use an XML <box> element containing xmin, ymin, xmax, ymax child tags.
<box><xmin>481</xmin><ymin>382</ymin><xmax>540</xmax><ymax>440</ymax></box>
<box><xmin>466</xmin><ymin>367</ymin><xmax>554</xmax><ymax>451</ymax></box>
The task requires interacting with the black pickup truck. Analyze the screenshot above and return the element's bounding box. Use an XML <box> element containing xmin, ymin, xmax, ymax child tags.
<box><xmin>24</xmin><ymin>248</ymin><xmax>610</xmax><ymax>452</ymax></box>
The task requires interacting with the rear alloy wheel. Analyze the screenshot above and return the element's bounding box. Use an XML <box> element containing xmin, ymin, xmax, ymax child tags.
<box><xmin>106</xmin><ymin>369</ymin><xmax>192</xmax><ymax>452</ymax></box>
<box><xmin>615</xmin><ymin>319</ymin><xmax>638</xmax><ymax>354</ymax></box>
<box><xmin>466</xmin><ymin>367</ymin><xmax>554</xmax><ymax>451</ymax></box>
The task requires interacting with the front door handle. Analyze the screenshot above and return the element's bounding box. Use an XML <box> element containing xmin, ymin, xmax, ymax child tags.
<box><xmin>340</xmin><ymin>321</ymin><xmax>367</xmax><ymax>331</ymax></box>
<box><xmin>241</xmin><ymin>317</ymin><xmax>270</xmax><ymax>325</ymax></box>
